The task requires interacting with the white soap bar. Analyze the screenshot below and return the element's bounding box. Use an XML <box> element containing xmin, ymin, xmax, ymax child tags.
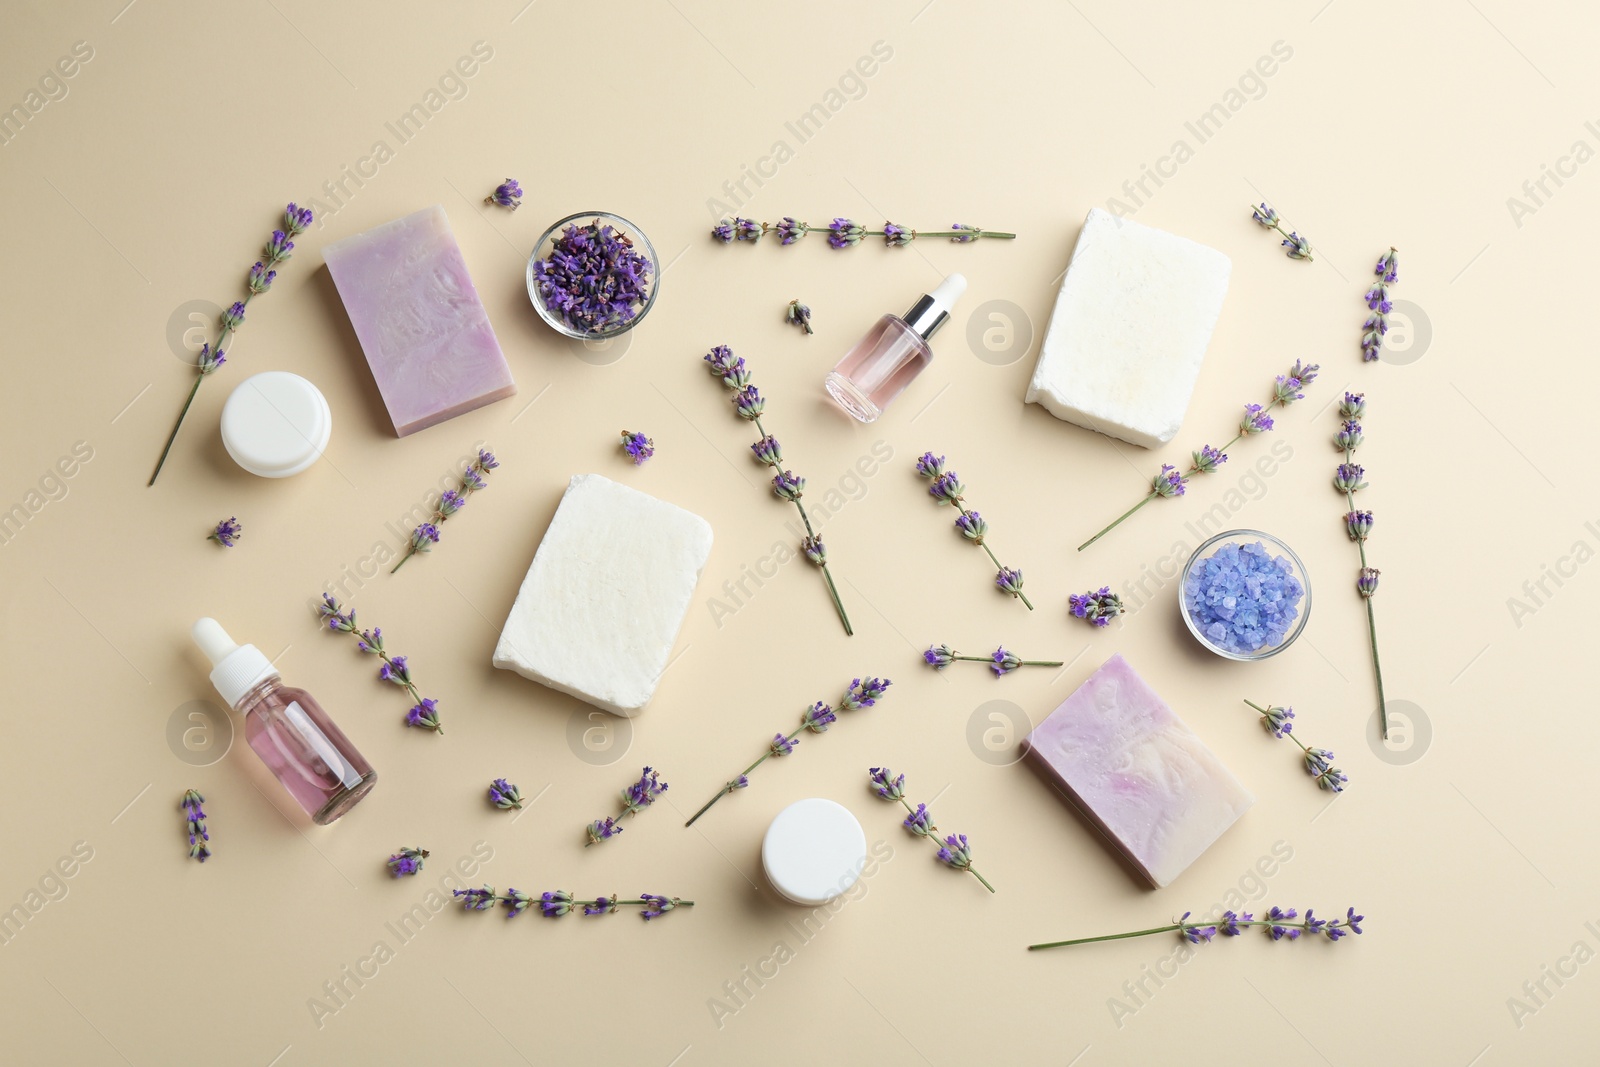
<box><xmin>1025</xmin><ymin>208</ymin><xmax>1231</xmax><ymax>449</ymax></box>
<box><xmin>762</xmin><ymin>798</ymin><xmax>867</xmax><ymax>906</ymax></box>
<box><xmin>492</xmin><ymin>474</ymin><xmax>712</xmax><ymax>717</ymax></box>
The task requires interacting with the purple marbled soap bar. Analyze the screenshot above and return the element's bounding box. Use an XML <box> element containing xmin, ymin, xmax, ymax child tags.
<box><xmin>324</xmin><ymin>205</ymin><xmax>515</xmax><ymax>437</ymax></box>
<box><xmin>1023</xmin><ymin>653</ymin><xmax>1253</xmax><ymax>888</ymax></box>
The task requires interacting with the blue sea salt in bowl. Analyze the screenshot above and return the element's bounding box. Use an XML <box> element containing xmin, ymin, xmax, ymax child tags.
<box><xmin>1179</xmin><ymin>530</ymin><xmax>1310</xmax><ymax>661</ymax></box>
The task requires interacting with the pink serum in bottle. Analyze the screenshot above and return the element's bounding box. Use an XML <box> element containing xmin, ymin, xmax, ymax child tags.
<box><xmin>192</xmin><ymin>618</ymin><xmax>377</xmax><ymax>825</ymax></box>
<box><xmin>824</xmin><ymin>273</ymin><xmax>966</xmax><ymax>423</ymax></box>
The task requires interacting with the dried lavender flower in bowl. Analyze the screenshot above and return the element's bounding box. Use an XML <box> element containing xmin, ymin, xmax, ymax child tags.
<box><xmin>526</xmin><ymin>211</ymin><xmax>660</xmax><ymax>341</ymax></box>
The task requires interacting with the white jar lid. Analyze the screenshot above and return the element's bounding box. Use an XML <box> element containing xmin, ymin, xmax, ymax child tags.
<box><xmin>761</xmin><ymin>797</ymin><xmax>868</xmax><ymax>906</ymax></box>
<box><xmin>220</xmin><ymin>371</ymin><xmax>332</xmax><ymax>478</ymax></box>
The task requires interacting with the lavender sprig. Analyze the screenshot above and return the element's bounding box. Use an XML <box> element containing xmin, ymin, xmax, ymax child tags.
<box><xmin>915</xmin><ymin>452</ymin><xmax>1033</xmax><ymax>610</ymax></box>
<box><xmin>620</xmin><ymin>430</ymin><xmax>654</xmax><ymax>466</ymax></box>
<box><xmin>1029</xmin><ymin>905</ymin><xmax>1363</xmax><ymax>950</ymax></box>
<box><xmin>453</xmin><ymin>886</ymin><xmax>692</xmax><ymax>921</ymax></box>
<box><xmin>488</xmin><ymin>778</ymin><xmax>523</xmax><ymax>810</ymax></box>
<box><xmin>1068</xmin><ymin>586</ymin><xmax>1124</xmax><ymax>627</ymax></box>
<box><xmin>1361</xmin><ymin>248</ymin><xmax>1399</xmax><ymax>362</ymax></box>
<box><xmin>181</xmin><ymin>789</ymin><xmax>210</xmax><ymax>863</ymax></box>
<box><xmin>868</xmin><ymin>768</ymin><xmax>994</xmax><ymax>893</ymax></box>
<box><xmin>316</xmin><ymin>594</ymin><xmax>442</xmax><ymax>733</ymax></box>
<box><xmin>922</xmin><ymin>644</ymin><xmax>1062</xmax><ymax>676</ymax></box>
<box><xmin>685</xmin><ymin>678</ymin><xmax>892</xmax><ymax>826</ymax></box>
<box><xmin>207</xmin><ymin>517</ymin><xmax>243</xmax><ymax>548</ymax></box>
<box><xmin>1243</xmin><ymin>700</ymin><xmax>1348</xmax><ymax>792</ymax></box>
<box><xmin>587</xmin><ymin>766</ymin><xmax>669</xmax><ymax>845</ymax></box>
<box><xmin>391</xmin><ymin>448</ymin><xmax>498</xmax><ymax>573</ymax></box>
<box><xmin>785</xmin><ymin>298</ymin><xmax>813</xmax><ymax>335</ymax></box>
<box><xmin>484</xmin><ymin>178</ymin><xmax>523</xmax><ymax>210</ymax></box>
<box><xmin>150</xmin><ymin>203</ymin><xmax>313</xmax><ymax>486</ymax></box>
<box><xmin>1249</xmin><ymin>203</ymin><xmax>1313</xmax><ymax>261</ymax></box>
<box><xmin>1334</xmin><ymin>392</ymin><xmax>1389</xmax><ymax>737</ymax></box>
<box><xmin>1077</xmin><ymin>361</ymin><xmax>1319</xmax><ymax>551</ymax></box>
<box><xmin>713</xmin><ymin>218</ymin><xmax>1015</xmax><ymax>246</ymax></box>
<box><xmin>703</xmin><ymin>346</ymin><xmax>851</xmax><ymax>634</ymax></box>
<box><xmin>386</xmin><ymin>846</ymin><xmax>429</xmax><ymax>877</ymax></box>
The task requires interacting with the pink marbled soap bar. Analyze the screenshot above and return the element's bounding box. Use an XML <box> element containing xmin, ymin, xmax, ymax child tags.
<box><xmin>324</xmin><ymin>205</ymin><xmax>515</xmax><ymax>437</ymax></box>
<box><xmin>1024</xmin><ymin>653</ymin><xmax>1253</xmax><ymax>888</ymax></box>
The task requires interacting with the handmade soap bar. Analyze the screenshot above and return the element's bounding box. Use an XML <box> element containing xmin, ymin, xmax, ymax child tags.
<box><xmin>1024</xmin><ymin>208</ymin><xmax>1230</xmax><ymax>449</ymax></box>
<box><xmin>1023</xmin><ymin>653</ymin><xmax>1253</xmax><ymax>888</ymax></box>
<box><xmin>492</xmin><ymin>474</ymin><xmax>712</xmax><ymax>717</ymax></box>
<box><xmin>323</xmin><ymin>205</ymin><xmax>515</xmax><ymax>437</ymax></box>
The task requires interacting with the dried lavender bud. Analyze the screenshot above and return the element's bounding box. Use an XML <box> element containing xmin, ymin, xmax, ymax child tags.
<box><xmin>923</xmin><ymin>644</ymin><xmax>956</xmax><ymax>668</ymax></box>
<box><xmin>488</xmin><ymin>778</ymin><xmax>523</xmax><ymax>810</ymax></box>
<box><xmin>785</xmin><ymin>299</ymin><xmax>813</xmax><ymax>335</ymax></box>
<box><xmin>208</xmin><ymin>516</ymin><xmax>243</xmax><ymax>548</ymax></box>
<box><xmin>772</xmin><ymin>470</ymin><xmax>805</xmax><ymax>501</ymax></box>
<box><xmin>869</xmin><ymin>766</ymin><xmax>906</xmax><ymax>800</ymax></box>
<box><xmin>1333</xmin><ymin>464</ymin><xmax>1367</xmax><ymax>492</ymax></box>
<box><xmin>1068</xmin><ymin>586</ymin><xmax>1124</xmax><ymax>627</ymax></box>
<box><xmin>484</xmin><ymin>178</ymin><xmax>523</xmax><ymax>210</ymax></box>
<box><xmin>750</xmin><ymin>435</ymin><xmax>782</xmax><ymax>466</ymax></box>
<box><xmin>1357</xmin><ymin>567</ymin><xmax>1380</xmax><ymax>597</ymax></box>
<box><xmin>801</xmin><ymin>535</ymin><xmax>826</xmax><ymax>564</ymax></box>
<box><xmin>620</xmin><ymin>430</ymin><xmax>655</xmax><ymax>466</ymax></box>
<box><xmin>386</xmin><ymin>846</ymin><xmax>428</xmax><ymax>877</ymax></box>
<box><xmin>827</xmin><ymin>217</ymin><xmax>864</xmax><ymax>248</ymax></box>
<box><xmin>990</xmin><ymin>648</ymin><xmax>1023</xmax><ymax>676</ymax></box>
<box><xmin>711</xmin><ymin>220</ymin><xmax>734</xmax><ymax>243</ymax></box>
<box><xmin>883</xmin><ymin>222</ymin><xmax>911</xmax><ymax>246</ymax></box>
<box><xmin>454</xmin><ymin>885</ymin><xmax>498</xmax><ymax>910</ymax></box>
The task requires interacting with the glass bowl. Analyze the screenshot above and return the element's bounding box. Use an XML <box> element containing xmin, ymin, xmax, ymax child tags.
<box><xmin>526</xmin><ymin>211</ymin><xmax>660</xmax><ymax>342</ymax></box>
<box><xmin>1178</xmin><ymin>529</ymin><xmax>1312</xmax><ymax>661</ymax></box>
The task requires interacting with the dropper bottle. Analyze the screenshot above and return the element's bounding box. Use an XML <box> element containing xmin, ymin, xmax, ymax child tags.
<box><xmin>824</xmin><ymin>273</ymin><xmax>967</xmax><ymax>422</ymax></box>
<box><xmin>193</xmin><ymin>618</ymin><xmax>377</xmax><ymax>825</ymax></box>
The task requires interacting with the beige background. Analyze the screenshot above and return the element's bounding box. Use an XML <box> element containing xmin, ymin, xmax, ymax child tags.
<box><xmin>0</xmin><ymin>0</ymin><xmax>1586</xmax><ymax>1063</ymax></box>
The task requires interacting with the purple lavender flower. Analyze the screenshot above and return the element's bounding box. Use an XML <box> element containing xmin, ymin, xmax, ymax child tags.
<box><xmin>1267</xmin><ymin>906</ymin><xmax>1301</xmax><ymax>939</ymax></box>
<box><xmin>1068</xmin><ymin>586</ymin><xmax>1123</xmax><ymax>627</ymax></box>
<box><xmin>923</xmin><ymin>644</ymin><xmax>956</xmax><ymax>668</ymax></box>
<box><xmin>640</xmin><ymin>893</ymin><xmax>681</xmax><ymax>920</ymax></box>
<box><xmin>1251</xmin><ymin>204</ymin><xmax>1279</xmax><ymax>227</ymax></box>
<box><xmin>711</xmin><ymin>220</ymin><xmax>734</xmax><ymax>243</ymax></box>
<box><xmin>1304</xmin><ymin>748</ymin><xmax>1347</xmax><ymax>792</ymax></box>
<box><xmin>1259</xmin><ymin>704</ymin><xmax>1295</xmax><ymax>739</ymax></box>
<box><xmin>1281</xmin><ymin>232</ymin><xmax>1311</xmax><ymax>259</ymax></box>
<box><xmin>378</xmin><ymin>656</ymin><xmax>410</xmax><ymax>686</ymax></box>
<box><xmin>1345</xmin><ymin>510</ymin><xmax>1374</xmax><ymax>542</ymax></box>
<box><xmin>1219</xmin><ymin>910</ymin><xmax>1252</xmax><ymax>936</ymax></box>
<box><xmin>318</xmin><ymin>593</ymin><xmax>356</xmax><ymax>631</ymax></box>
<box><xmin>1339</xmin><ymin>392</ymin><xmax>1366</xmax><ymax>419</ymax></box>
<box><xmin>950</xmin><ymin>223</ymin><xmax>979</xmax><ymax>243</ymax></box>
<box><xmin>733</xmin><ymin>384</ymin><xmax>764</xmax><ymax>420</ymax></box>
<box><xmin>406</xmin><ymin>698</ymin><xmax>442</xmax><ymax>731</ymax></box>
<box><xmin>246</xmin><ymin>261</ymin><xmax>276</xmax><ymax>295</ymax></box>
<box><xmin>1333</xmin><ymin>463</ymin><xmax>1366</xmax><ymax>492</ymax></box>
<box><xmin>996</xmin><ymin>567</ymin><xmax>1025</xmax><ymax>600</ymax></box>
<box><xmin>772</xmin><ymin>470</ymin><xmax>805</xmax><ymax>501</ymax></box>
<box><xmin>437</xmin><ymin>490</ymin><xmax>465</xmax><ymax>517</ymax></box>
<box><xmin>501</xmin><ymin>888</ymin><xmax>532</xmax><ymax>916</ymax></box>
<box><xmin>220</xmin><ymin>301</ymin><xmax>245</xmax><ymax>331</ymax></box>
<box><xmin>1287</xmin><ymin>360</ymin><xmax>1319</xmax><ymax>391</ymax></box>
<box><xmin>1345</xmin><ymin>907</ymin><xmax>1364</xmax><ymax>934</ymax></box>
<box><xmin>622</xmin><ymin>767</ymin><xmax>668</xmax><ymax>812</ymax></box>
<box><xmin>263</xmin><ymin>229</ymin><xmax>294</xmax><ymax>263</ymax></box>
<box><xmin>955</xmin><ymin>510</ymin><xmax>988</xmax><ymax>542</ymax></box>
<box><xmin>801</xmin><ymin>536</ymin><xmax>826</xmax><ymax>564</ymax></box>
<box><xmin>1272</xmin><ymin>372</ymin><xmax>1306</xmax><ymax>405</ymax></box>
<box><xmin>1181</xmin><ymin>912</ymin><xmax>1218</xmax><ymax>944</ymax></box>
<box><xmin>1376</xmin><ymin>249</ymin><xmax>1398</xmax><ymax>284</ymax></box>
<box><xmin>750</xmin><ymin>435</ymin><xmax>782</xmax><ymax>466</ymax></box>
<box><xmin>455</xmin><ymin>885</ymin><xmax>497</xmax><ymax>911</ymax></box>
<box><xmin>386</xmin><ymin>846</ymin><xmax>428</xmax><ymax>877</ymax></box>
<box><xmin>488</xmin><ymin>778</ymin><xmax>523</xmax><ymax>810</ymax></box>
<box><xmin>770</xmin><ymin>732</ymin><xmax>798</xmax><ymax>756</ymax></box>
<box><xmin>181</xmin><ymin>789</ymin><xmax>210</xmax><ymax>862</ymax></box>
<box><xmin>990</xmin><ymin>647</ymin><xmax>1023</xmax><ymax>676</ymax></box>
<box><xmin>484</xmin><ymin>178</ymin><xmax>523</xmax><ymax>210</ymax></box>
<box><xmin>1334</xmin><ymin>420</ymin><xmax>1363</xmax><ymax>452</ymax></box>
<box><xmin>1191</xmin><ymin>445</ymin><xmax>1228</xmax><ymax>473</ymax></box>
<box><xmin>620</xmin><ymin>430</ymin><xmax>655</xmax><ymax>466</ymax></box>
<box><xmin>197</xmin><ymin>341</ymin><xmax>225</xmax><ymax>374</ymax></box>
<box><xmin>903</xmin><ymin>803</ymin><xmax>935</xmax><ymax>836</ymax></box>
<box><xmin>1152</xmin><ymin>464</ymin><xmax>1187</xmax><ymax>498</ymax></box>
<box><xmin>775</xmin><ymin>217</ymin><xmax>805</xmax><ymax>244</ymax></box>
<box><xmin>583</xmin><ymin>896</ymin><xmax>618</xmax><ymax>916</ymax></box>
<box><xmin>1362</xmin><ymin>249</ymin><xmax>1398</xmax><ymax>361</ymax></box>
<box><xmin>734</xmin><ymin>217</ymin><xmax>763</xmax><ymax>241</ymax></box>
<box><xmin>477</xmin><ymin>449</ymin><xmax>499</xmax><ymax>470</ymax></box>
<box><xmin>283</xmin><ymin>203</ymin><xmax>314</xmax><ymax>235</ymax></box>
<box><xmin>587</xmin><ymin>817</ymin><xmax>621</xmax><ymax>844</ymax></box>
<box><xmin>929</xmin><ymin>471</ymin><xmax>965</xmax><ymax>503</ymax></box>
<box><xmin>936</xmin><ymin>833</ymin><xmax>974</xmax><ymax>871</ymax></box>
<box><xmin>1241</xmin><ymin>403</ymin><xmax>1275</xmax><ymax>435</ymax></box>
<box><xmin>799</xmin><ymin>701</ymin><xmax>837</xmax><ymax>733</ymax></box>
<box><xmin>704</xmin><ymin>345</ymin><xmax>739</xmax><ymax>377</ymax></box>
<box><xmin>531</xmin><ymin>220</ymin><xmax>654</xmax><ymax>334</ymax></box>
<box><xmin>869</xmin><ymin>767</ymin><xmax>906</xmax><ymax>801</ymax></box>
<box><xmin>1357</xmin><ymin>567</ymin><xmax>1380</xmax><ymax>597</ymax></box>
<box><xmin>838</xmin><ymin>676</ymin><xmax>891</xmax><ymax>711</ymax></box>
<box><xmin>883</xmin><ymin>222</ymin><xmax>911</xmax><ymax>246</ymax></box>
<box><xmin>785</xmin><ymin>299</ymin><xmax>813</xmax><ymax>335</ymax></box>
<box><xmin>914</xmin><ymin>452</ymin><xmax>946</xmax><ymax>478</ymax></box>
<box><xmin>827</xmin><ymin>217</ymin><xmax>864</xmax><ymax>248</ymax></box>
<box><xmin>410</xmin><ymin>523</ymin><xmax>440</xmax><ymax>553</ymax></box>
<box><xmin>207</xmin><ymin>516</ymin><xmax>243</xmax><ymax>548</ymax></box>
<box><xmin>539</xmin><ymin>890</ymin><xmax>574</xmax><ymax>918</ymax></box>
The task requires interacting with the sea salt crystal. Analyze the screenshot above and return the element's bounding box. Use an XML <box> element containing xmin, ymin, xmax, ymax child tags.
<box><xmin>1023</xmin><ymin>654</ymin><xmax>1253</xmax><ymax>888</ymax></box>
<box><xmin>492</xmin><ymin>474</ymin><xmax>712</xmax><ymax>717</ymax></box>
<box><xmin>1024</xmin><ymin>208</ymin><xmax>1230</xmax><ymax>449</ymax></box>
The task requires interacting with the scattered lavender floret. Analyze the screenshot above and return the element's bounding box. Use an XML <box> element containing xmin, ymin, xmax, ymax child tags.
<box><xmin>1068</xmin><ymin>586</ymin><xmax>1124</xmax><ymax>627</ymax></box>
<box><xmin>208</xmin><ymin>517</ymin><xmax>243</xmax><ymax>548</ymax></box>
<box><xmin>488</xmin><ymin>778</ymin><xmax>523</xmax><ymax>810</ymax></box>
<box><xmin>620</xmin><ymin>430</ymin><xmax>654</xmax><ymax>466</ymax></box>
<box><xmin>386</xmin><ymin>846</ymin><xmax>429</xmax><ymax>877</ymax></box>
<box><xmin>532</xmin><ymin>218</ymin><xmax>654</xmax><ymax>334</ymax></box>
<box><xmin>484</xmin><ymin>178</ymin><xmax>523</xmax><ymax>210</ymax></box>
<box><xmin>1183</xmin><ymin>541</ymin><xmax>1304</xmax><ymax>655</ymax></box>
<box><xmin>785</xmin><ymin>299</ymin><xmax>813</xmax><ymax>335</ymax></box>
<box><xmin>182</xmin><ymin>789</ymin><xmax>210</xmax><ymax>863</ymax></box>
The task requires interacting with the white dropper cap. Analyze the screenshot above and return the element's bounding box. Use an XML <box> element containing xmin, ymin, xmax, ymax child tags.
<box><xmin>903</xmin><ymin>273</ymin><xmax>968</xmax><ymax>342</ymax></box>
<box><xmin>192</xmin><ymin>618</ymin><xmax>278</xmax><ymax>708</ymax></box>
